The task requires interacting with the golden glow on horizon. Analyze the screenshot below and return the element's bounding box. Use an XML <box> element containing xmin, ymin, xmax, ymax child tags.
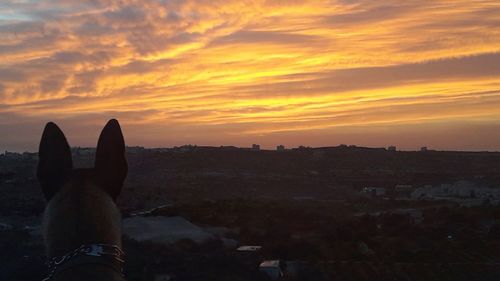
<box><xmin>1</xmin><ymin>0</ymin><xmax>500</xmax><ymax>150</ymax></box>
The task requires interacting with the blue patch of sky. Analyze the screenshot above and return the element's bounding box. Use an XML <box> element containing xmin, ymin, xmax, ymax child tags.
<box><xmin>0</xmin><ymin>0</ymin><xmax>37</xmax><ymax>22</ymax></box>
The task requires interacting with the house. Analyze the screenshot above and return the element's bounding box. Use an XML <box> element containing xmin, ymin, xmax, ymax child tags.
<box><xmin>237</xmin><ymin>245</ymin><xmax>262</xmax><ymax>252</ymax></box>
<box><xmin>259</xmin><ymin>260</ymin><xmax>283</xmax><ymax>280</ymax></box>
<box><xmin>361</xmin><ymin>187</ymin><xmax>386</xmax><ymax>197</ymax></box>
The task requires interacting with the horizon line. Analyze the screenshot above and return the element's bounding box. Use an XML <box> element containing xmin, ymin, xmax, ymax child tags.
<box><xmin>3</xmin><ymin>144</ymin><xmax>500</xmax><ymax>154</ymax></box>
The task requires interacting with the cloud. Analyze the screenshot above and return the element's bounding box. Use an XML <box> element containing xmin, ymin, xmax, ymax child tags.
<box><xmin>1</xmin><ymin>0</ymin><xmax>500</xmax><ymax>151</ymax></box>
<box><xmin>212</xmin><ymin>30</ymin><xmax>322</xmax><ymax>46</ymax></box>
<box><xmin>324</xmin><ymin>3</ymin><xmax>418</xmax><ymax>26</ymax></box>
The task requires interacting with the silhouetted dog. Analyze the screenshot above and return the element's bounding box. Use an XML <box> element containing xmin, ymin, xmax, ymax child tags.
<box><xmin>37</xmin><ymin>119</ymin><xmax>127</xmax><ymax>281</ymax></box>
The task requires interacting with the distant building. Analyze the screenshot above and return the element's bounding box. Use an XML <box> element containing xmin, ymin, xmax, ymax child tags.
<box><xmin>394</xmin><ymin>184</ymin><xmax>413</xmax><ymax>197</ymax></box>
<box><xmin>22</xmin><ymin>152</ymin><xmax>38</xmax><ymax>160</ymax></box>
<box><xmin>150</xmin><ymin>148</ymin><xmax>170</xmax><ymax>153</ymax></box>
<box><xmin>4</xmin><ymin>151</ymin><xmax>21</xmax><ymax>159</ymax></box>
<box><xmin>126</xmin><ymin>146</ymin><xmax>146</xmax><ymax>154</ymax></box>
<box><xmin>388</xmin><ymin>146</ymin><xmax>397</xmax><ymax>151</ymax></box>
<box><xmin>236</xmin><ymin>245</ymin><xmax>262</xmax><ymax>252</ymax></box>
<box><xmin>259</xmin><ymin>260</ymin><xmax>283</xmax><ymax>281</ymax></box>
<box><xmin>72</xmin><ymin>147</ymin><xmax>96</xmax><ymax>156</ymax></box>
<box><xmin>252</xmin><ymin>144</ymin><xmax>260</xmax><ymax>150</ymax></box>
<box><xmin>292</xmin><ymin>145</ymin><xmax>311</xmax><ymax>151</ymax></box>
<box><xmin>219</xmin><ymin>145</ymin><xmax>239</xmax><ymax>150</ymax></box>
<box><xmin>420</xmin><ymin>146</ymin><xmax>428</xmax><ymax>152</ymax></box>
<box><xmin>410</xmin><ymin>180</ymin><xmax>500</xmax><ymax>203</ymax></box>
<box><xmin>174</xmin><ymin>144</ymin><xmax>197</xmax><ymax>152</ymax></box>
<box><xmin>277</xmin><ymin>145</ymin><xmax>285</xmax><ymax>151</ymax></box>
<box><xmin>361</xmin><ymin>187</ymin><xmax>386</xmax><ymax>197</ymax></box>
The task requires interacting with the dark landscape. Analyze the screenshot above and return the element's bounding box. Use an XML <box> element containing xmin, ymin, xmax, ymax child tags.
<box><xmin>2</xmin><ymin>145</ymin><xmax>500</xmax><ymax>281</ymax></box>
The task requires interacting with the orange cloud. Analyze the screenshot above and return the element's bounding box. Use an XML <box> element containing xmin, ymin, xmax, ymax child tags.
<box><xmin>1</xmin><ymin>0</ymin><xmax>500</xmax><ymax>151</ymax></box>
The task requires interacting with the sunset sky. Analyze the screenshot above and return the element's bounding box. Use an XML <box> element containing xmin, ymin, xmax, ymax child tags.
<box><xmin>1</xmin><ymin>0</ymin><xmax>500</xmax><ymax>151</ymax></box>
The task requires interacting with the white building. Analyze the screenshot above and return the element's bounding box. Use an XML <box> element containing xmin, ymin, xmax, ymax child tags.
<box><xmin>259</xmin><ymin>260</ymin><xmax>283</xmax><ymax>281</ymax></box>
<box><xmin>237</xmin><ymin>245</ymin><xmax>262</xmax><ymax>252</ymax></box>
<box><xmin>411</xmin><ymin>180</ymin><xmax>500</xmax><ymax>203</ymax></box>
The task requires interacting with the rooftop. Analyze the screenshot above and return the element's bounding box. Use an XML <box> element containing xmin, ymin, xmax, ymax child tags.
<box><xmin>260</xmin><ymin>260</ymin><xmax>280</xmax><ymax>268</ymax></box>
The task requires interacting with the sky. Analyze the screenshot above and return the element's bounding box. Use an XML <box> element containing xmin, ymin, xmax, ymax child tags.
<box><xmin>1</xmin><ymin>0</ymin><xmax>500</xmax><ymax>152</ymax></box>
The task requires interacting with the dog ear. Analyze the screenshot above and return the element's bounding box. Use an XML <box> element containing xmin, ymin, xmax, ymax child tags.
<box><xmin>37</xmin><ymin>122</ymin><xmax>73</xmax><ymax>201</ymax></box>
<box><xmin>94</xmin><ymin>119</ymin><xmax>128</xmax><ymax>200</ymax></box>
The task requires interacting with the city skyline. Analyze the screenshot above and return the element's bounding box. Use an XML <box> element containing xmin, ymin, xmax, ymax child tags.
<box><xmin>2</xmin><ymin>142</ymin><xmax>497</xmax><ymax>154</ymax></box>
<box><xmin>1</xmin><ymin>1</ymin><xmax>500</xmax><ymax>151</ymax></box>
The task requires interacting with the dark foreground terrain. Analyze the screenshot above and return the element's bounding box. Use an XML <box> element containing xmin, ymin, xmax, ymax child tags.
<box><xmin>1</xmin><ymin>145</ymin><xmax>500</xmax><ymax>280</ymax></box>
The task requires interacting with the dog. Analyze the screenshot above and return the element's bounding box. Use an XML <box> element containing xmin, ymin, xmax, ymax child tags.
<box><xmin>37</xmin><ymin>119</ymin><xmax>127</xmax><ymax>281</ymax></box>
